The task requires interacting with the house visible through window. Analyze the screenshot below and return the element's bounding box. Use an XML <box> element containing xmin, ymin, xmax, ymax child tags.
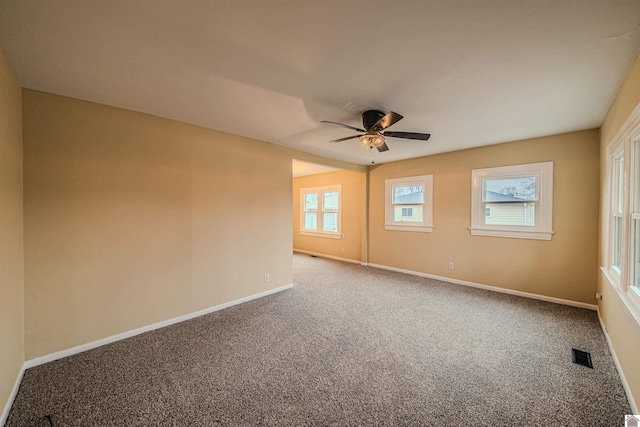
<box><xmin>401</xmin><ymin>207</ymin><xmax>413</xmax><ymax>218</ymax></box>
<box><xmin>471</xmin><ymin>162</ymin><xmax>553</xmax><ymax>240</ymax></box>
<box><xmin>300</xmin><ymin>184</ymin><xmax>342</xmax><ymax>239</ymax></box>
<box><xmin>385</xmin><ymin>175</ymin><xmax>433</xmax><ymax>232</ymax></box>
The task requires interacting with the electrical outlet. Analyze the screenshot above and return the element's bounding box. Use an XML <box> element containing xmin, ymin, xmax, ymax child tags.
<box><xmin>264</xmin><ymin>273</ymin><xmax>269</xmax><ymax>282</ymax></box>
<box><xmin>341</xmin><ymin>247</ymin><xmax>345</xmax><ymax>253</ymax></box>
<box><xmin>448</xmin><ymin>262</ymin><xmax>454</xmax><ymax>270</ymax></box>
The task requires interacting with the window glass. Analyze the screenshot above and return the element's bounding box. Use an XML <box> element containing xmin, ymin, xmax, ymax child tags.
<box><xmin>612</xmin><ymin>153</ymin><xmax>624</xmax><ymax>273</ymax></box>
<box><xmin>304</xmin><ymin>213</ymin><xmax>317</xmax><ymax>230</ymax></box>
<box><xmin>305</xmin><ymin>193</ymin><xmax>318</xmax><ymax>211</ymax></box>
<box><xmin>323</xmin><ymin>192</ymin><xmax>338</xmax><ymax>211</ymax></box>
<box><xmin>613</xmin><ymin>216</ymin><xmax>623</xmax><ymax>272</ymax></box>
<box><xmin>393</xmin><ymin>186</ymin><xmax>424</xmax><ymax>204</ymax></box>
<box><xmin>385</xmin><ymin>175</ymin><xmax>433</xmax><ymax>232</ymax></box>
<box><xmin>394</xmin><ymin>205</ymin><xmax>423</xmax><ymax>222</ymax></box>
<box><xmin>300</xmin><ymin>185</ymin><xmax>341</xmax><ymax>238</ymax></box>
<box><xmin>483</xmin><ymin>177</ymin><xmax>537</xmax><ymax>202</ymax></box>
<box><xmin>323</xmin><ymin>213</ymin><xmax>338</xmax><ymax>231</ymax></box>
<box><xmin>470</xmin><ymin>162</ymin><xmax>552</xmax><ymax>240</ymax></box>
<box><xmin>484</xmin><ymin>202</ymin><xmax>535</xmax><ymax>227</ymax></box>
<box><xmin>633</xmin><ymin>220</ymin><xmax>640</xmax><ymax>286</ymax></box>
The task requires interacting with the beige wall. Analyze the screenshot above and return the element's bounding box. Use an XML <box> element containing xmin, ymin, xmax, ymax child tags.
<box><xmin>0</xmin><ymin>50</ymin><xmax>24</xmax><ymax>418</ymax></box>
<box><xmin>369</xmin><ymin>129</ymin><xmax>600</xmax><ymax>304</ymax></box>
<box><xmin>599</xmin><ymin>53</ymin><xmax>640</xmax><ymax>411</ymax></box>
<box><xmin>23</xmin><ymin>90</ymin><xmax>294</xmax><ymax>358</ymax></box>
<box><xmin>293</xmin><ymin>170</ymin><xmax>366</xmax><ymax>262</ymax></box>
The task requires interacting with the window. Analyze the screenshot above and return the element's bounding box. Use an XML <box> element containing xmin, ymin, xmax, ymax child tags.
<box><xmin>385</xmin><ymin>175</ymin><xmax>433</xmax><ymax>232</ymax></box>
<box><xmin>611</xmin><ymin>149</ymin><xmax>624</xmax><ymax>276</ymax></box>
<box><xmin>471</xmin><ymin>162</ymin><xmax>553</xmax><ymax>240</ymax></box>
<box><xmin>602</xmin><ymin>103</ymin><xmax>640</xmax><ymax>323</ymax></box>
<box><xmin>300</xmin><ymin>184</ymin><xmax>342</xmax><ymax>239</ymax></box>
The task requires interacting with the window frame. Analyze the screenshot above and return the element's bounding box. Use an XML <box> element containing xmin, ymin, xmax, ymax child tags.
<box><xmin>470</xmin><ymin>161</ymin><xmax>554</xmax><ymax>240</ymax></box>
<box><xmin>602</xmin><ymin>101</ymin><xmax>640</xmax><ymax>324</ymax></box>
<box><xmin>384</xmin><ymin>175</ymin><xmax>433</xmax><ymax>233</ymax></box>
<box><xmin>299</xmin><ymin>184</ymin><xmax>343</xmax><ymax>239</ymax></box>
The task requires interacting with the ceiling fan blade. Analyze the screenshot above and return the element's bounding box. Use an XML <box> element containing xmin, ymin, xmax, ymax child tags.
<box><xmin>372</xmin><ymin>111</ymin><xmax>403</xmax><ymax>131</ymax></box>
<box><xmin>376</xmin><ymin>142</ymin><xmax>390</xmax><ymax>152</ymax></box>
<box><xmin>383</xmin><ymin>131</ymin><xmax>431</xmax><ymax>141</ymax></box>
<box><xmin>330</xmin><ymin>135</ymin><xmax>361</xmax><ymax>143</ymax></box>
<box><xmin>321</xmin><ymin>120</ymin><xmax>365</xmax><ymax>133</ymax></box>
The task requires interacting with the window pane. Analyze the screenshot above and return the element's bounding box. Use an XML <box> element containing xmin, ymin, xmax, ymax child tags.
<box><xmin>323</xmin><ymin>192</ymin><xmax>339</xmax><ymax>212</ymax></box>
<box><xmin>323</xmin><ymin>213</ymin><xmax>338</xmax><ymax>231</ymax></box>
<box><xmin>394</xmin><ymin>205</ymin><xmax>423</xmax><ymax>222</ymax></box>
<box><xmin>613</xmin><ymin>216</ymin><xmax>622</xmax><ymax>271</ymax></box>
<box><xmin>304</xmin><ymin>213</ymin><xmax>317</xmax><ymax>230</ymax></box>
<box><xmin>633</xmin><ymin>219</ymin><xmax>640</xmax><ymax>286</ymax></box>
<box><xmin>305</xmin><ymin>193</ymin><xmax>318</xmax><ymax>211</ymax></box>
<box><xmin>634</xmin><ymin>141</ymin><xmax>640</xmax><ymax>212</ymax></box>
<box><xmin>484</xmin><ymin>202</ymin><xmax>535</xmax><ymax>226</ymax></box>
<box><xmin>393</xmin><ymin>186</ymin><xmax>424</xmax><ymax>204</ymax></box>
<box><xmin>613</xmin><ymin>156</ymin><xmax>624</xmax><ymax>213</ymax></box>
<box><xmin>484</xmin><ymin>177</ymin><xmax>536</xmax><ymax>202</ymax></box>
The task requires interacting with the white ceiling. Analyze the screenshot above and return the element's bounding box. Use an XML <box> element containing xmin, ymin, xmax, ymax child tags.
<box><xmin>292</xmin><ymin>160</ymin><xmax>340</xmax><ymax>178</ymax></box>
<box><xmin>1</xmin><ymin>1</ymin><xmax>639</xmax><ymax>165</ymax></box>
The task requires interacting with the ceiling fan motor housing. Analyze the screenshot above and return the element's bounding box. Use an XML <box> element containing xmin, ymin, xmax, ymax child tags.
<box><xmin>362</xmin><ymin>110</ymin><xmax>386</xmax><ymax>130</ymax></box>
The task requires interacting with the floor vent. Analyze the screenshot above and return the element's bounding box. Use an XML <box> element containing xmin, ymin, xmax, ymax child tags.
<box><xmin>571</xmin><ymin>348</ymin><xmax>593</xmax><ymax>369</ymax></box>
<box><xmin>310</xmin><ymin>255</ymin><xmax>317</xmax><ymax>257</ymax></box>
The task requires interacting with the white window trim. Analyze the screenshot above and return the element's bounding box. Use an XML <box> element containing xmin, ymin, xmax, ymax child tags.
<box><xmin>299</xmin><ymin>184</ymin><xmax>343</xmax><ymax>239</ymax></box>
<box><xmin>384</xmin><ymin>174</ymin><xmax>433</xmax><ymax>233</ymax></box>
<box><xmin>602</xmin><ymin>100</ymin><xmax>640</xmax><ymax>326</ymax></box>
<box><xmin>470</xmin><ymin>162</ymin><xmax>554</xmax><ymax>240</ymax></box>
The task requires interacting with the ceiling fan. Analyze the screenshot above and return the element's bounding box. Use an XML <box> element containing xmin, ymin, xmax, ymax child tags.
<box><xmin>321</xmin><ymin>110</ymin><xmax>431</xmax><ymax>152</ymax></box>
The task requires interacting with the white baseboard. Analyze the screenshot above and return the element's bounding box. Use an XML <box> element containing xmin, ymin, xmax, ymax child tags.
<box><xmin>1</xmin><ymin>364</ymin><xmax>26</xmax><ymax>427</ymax></box>
<box><xmin>293</xmin><ymin>249</ymin><xmax>362</xmax><ymax>265</ymax></box>
<box><xmin>23</xmin><ymin>283</ymin><xmax>294</xmax><ymax>369</ymax></box>
<box><xmin>366</xmin><ymin>262</ymin><xmax>598</xmax><ymax>311</ymax></box>
<box><xmin>597</xmin><ymin>311</ymin><xmax>638</xmax><ymax>414</ymax></box>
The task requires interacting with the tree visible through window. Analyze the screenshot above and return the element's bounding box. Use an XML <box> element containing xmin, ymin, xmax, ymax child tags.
<box><xmin>385</xmin><ymin>175</ymin><xmax>433</xmax><ymax>232</ymax></box>
<box><xmin>471</xmin><ymin>162</ymin><xmax>553</xmax><ymax>240</ymax></box>
<box><xmin>484</xmin><ymin>177</ymin><xmax>536</xmax><ymax>227</ymax></box>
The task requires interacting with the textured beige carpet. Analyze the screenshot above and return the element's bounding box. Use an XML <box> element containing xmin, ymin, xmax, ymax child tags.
<box><xmin>6</xmin><ymin>254</ymin><xmax>631</xmax><ymax>426</ymax></box>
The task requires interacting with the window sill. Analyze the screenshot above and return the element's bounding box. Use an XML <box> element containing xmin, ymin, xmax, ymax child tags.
<box><xmin>600</xmin><ymin>266</ymin><xmax>640</xmax><ymax>333</ymax></box>
<box><xmin>384</xmin><ymin>224</ymin><xmax>433</xmax><ymax>233</ymax></box>
<box><xmin>299</xmin><ymin>231</ymin><xmax>343</xmax><ymax>239</ymax></box>
<box><xmin>469</xmin><ymin>227</ymin><xmax>553</xmax><ymax>240</ymax></box>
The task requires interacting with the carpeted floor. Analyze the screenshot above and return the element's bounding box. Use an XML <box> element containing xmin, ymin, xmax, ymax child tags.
<box><xmin>6</xmin><ymin>254</ymin><xmax>632</xmax><ymax>426</ymax></box>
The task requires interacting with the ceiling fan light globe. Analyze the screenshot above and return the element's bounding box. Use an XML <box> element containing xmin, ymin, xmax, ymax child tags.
<box><xmin>359</xmin><ymin>134</ymin><xmax>385</xmax><ymax>148</ymax></box>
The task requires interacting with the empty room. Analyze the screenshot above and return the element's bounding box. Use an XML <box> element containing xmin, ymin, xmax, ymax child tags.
<box><xmin>1</xmin><ymin>1</ymin><xmax>640</xmax><ymax>426</ymax></box>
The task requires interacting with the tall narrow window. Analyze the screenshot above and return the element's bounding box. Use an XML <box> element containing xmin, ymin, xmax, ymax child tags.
<box><xmin>630</xmin><ymin>140</ymin><xmax>640</xmax><ymax>295</ymax></box>
<box><xmin>300</xmin><ymin>185</ymin><xmax>342</xmax><ymax>239</ymax></box>
<box><xmin>384</xmin><ymin>175</ymin><xmax>433</xmax><ymax>232</ymax></box>
<box><xmin>471</xmin><ymin>162</ymin><xmax>553</xmax><ymax>240</ymax></box>
<box><xmin>611</xmin><ymin>150</ymin><xmax>624</xmax><ymax>275</ymax></box>
<box><xmin>602</xmin><ymin>102</ymin><xmax>640</xmax><ymax>331</ymax></box>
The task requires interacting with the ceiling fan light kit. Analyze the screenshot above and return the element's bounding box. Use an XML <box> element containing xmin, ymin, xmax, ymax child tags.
<box><xmin>360</xmin><ymin>133</ymin><xmax>385</xmax><ymax>148</ymax></box>
<box><xmin>321</xmin><ymin>110</ymin><xmax>430</xmax><ymax>153</ymax></box>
